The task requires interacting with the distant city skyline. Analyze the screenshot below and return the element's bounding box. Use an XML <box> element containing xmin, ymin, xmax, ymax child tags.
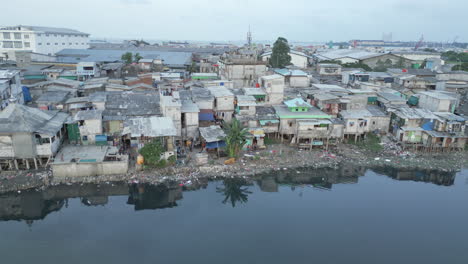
<box><xmin>3</xmin><ymin>0</ymin><xmax>466</xmax><ymax>43</ymax></box>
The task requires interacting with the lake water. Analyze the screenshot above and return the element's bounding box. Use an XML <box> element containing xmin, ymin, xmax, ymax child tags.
<box><xmin>1</xmin><ymin>167</ymin><xmax>467</xmax><ymax>264</ymax></box>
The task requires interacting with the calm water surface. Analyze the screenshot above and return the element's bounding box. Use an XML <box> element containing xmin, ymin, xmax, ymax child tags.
<box><xmin>1</xmin><ymin>167</ymin><xmax>467</xmax><ymax>264</ymax></box>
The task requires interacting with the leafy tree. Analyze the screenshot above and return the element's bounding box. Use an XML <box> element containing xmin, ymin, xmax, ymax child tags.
<box><xmin>139</xmin><ymin>139</ymin><xmax>165</xmax><ymax>167</ymax></box>
<box><xmin>394</xmin><ymin>57</ymin><xmax>406</xmax><ymax>68</ymax></box>
<box><xmin>121</xmin><ymin>52</ymin><xmax>133</xmax><ymax>64</ymax></box>
<box><xmin>441</xmin><ymin>51</ymin><xmax>468</xmax><ymax>63</ymax></box>
<box><xmin>188</xmin><ymin>61</ymin><xmax>198</xmax><ymax>73</ymax></box>
<box><xmin>134</xmin><ymin>52</ymin><xmax>143</xmax><ymax>62</ymax></box>
<box><xmin>374</xmin><ymin>59</ymin><xmax>393</xmax><ymax>72</ymax></box>
<box><xmin>452</xmin><ymin>62</ymin><xmax>468</xmax><ymax>71</ymax></box>
<box><xmin>423</xmin><ymin>48</ymin><xmax>437</xmax><ymax>52</ymax></box>
<box><xmin>269</xmin><ymin>37</ymin><xmax>291</xmax><ymax>68</ymax></box>
<box><xmin>342</xmin><ymin>62</ymin><xmax>372</xmax><ymax>71</ymax></box>
<box><xmin>216</xmin><ymin>178</ymin><xmax>252</xmax><ymax>207</ymax></box>
<box><xmin>223</xmin><ymin>118</ymin><xmax>249</xmax><ymax>158</ymax></box>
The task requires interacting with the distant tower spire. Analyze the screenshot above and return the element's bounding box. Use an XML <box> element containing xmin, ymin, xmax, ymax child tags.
<box><xmin>247</xmin><ymin>25</ymin><xmax>252</xmax><ymax>47</ymax></box>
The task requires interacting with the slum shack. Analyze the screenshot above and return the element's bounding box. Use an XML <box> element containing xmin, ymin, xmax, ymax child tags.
<box><xmin>420</xmin><ymin>112</ymin><xmax>467</xmax><ymax>152</ymax></box>
<box><xmin>122</xmin><ymin>116</ymin><xmax>177</xmax><ymax>159</ymax></box>
<box><xmin>0</xmin><ymin>103</ymin><xmax>69</xmax><ymax>170</ymax></box>
<box><xmin>199</xmin><ymin>125</ymin><xmax>226</xmax><ymax>155</ymax></box>
<box><xmin>35</xmin><ymin>91</ymin><xmax>70</xmax><ymax>110</ymax></box>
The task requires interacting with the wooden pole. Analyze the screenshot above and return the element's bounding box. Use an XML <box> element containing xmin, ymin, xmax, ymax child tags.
<box><xmin>14</xmin><ymin>159</ymin><xmax>19</xmax><ymax>170</ymax></box>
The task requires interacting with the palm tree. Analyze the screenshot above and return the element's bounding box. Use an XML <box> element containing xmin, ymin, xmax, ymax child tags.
<box><xmin>223</xmin><ymin>118</ymin><xmax>249</xmax><ymax>158</ymax></box>
<box><xmin>216</xmin><ymin>178</ymin><xmax>252</xmax><ymax>207</ymax></box>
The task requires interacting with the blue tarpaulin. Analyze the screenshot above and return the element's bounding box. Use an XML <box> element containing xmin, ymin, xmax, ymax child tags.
<box><xmin>22</xmin><ymin>86</ymin><xmax>32</xmax><ymax>102</ymax></box>
<box><xmin>199</xmin><ymin>113</ymin><xmax>215</xmax><ymax>121</ymax></box>
<box><xmin>206</xmin><ymin>141</ymin><xmax>226</xmax><ymax>149</ymax></box>
<box><xmin>422</xmin><ymin>121</ymin><xmax>434</xmax><ymax>131</ymax></box>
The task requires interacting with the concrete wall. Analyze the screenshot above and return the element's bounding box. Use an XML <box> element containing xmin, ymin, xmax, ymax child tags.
<box><xmin>162</xmin><ymin>105</ymin><xmax>182</xmax><ymax>137</ymax></box>
<box><xmin>215</xmin><ymin>111</ymin><xmax>233</xmax><ymax>122</ymax></box>
<box><xmin>182</xmin><ymin>112</ymin><xmax>199</xmax><ymax>139</ymax></box>
<box><xmin>361</xmin><ymin>54</ymin><xmax>411</xmax><ymax>69</ymax></box>
<box><xmin>437</xmin><ymin>73</ymin><xmax>468</xmax><ymax>81</ymax></box>
<box><xmin>261</xmin><ymin>76</ymin><xmax>285</xmax><ymax>105</ymax></box>
<box><xmin>220</xmin><ymin>64</ymin><xmax>267</xmax><ymax>88</ymax></box>
<box><xmin>238</xmin><ymin>105</ymin><xmax>256</xmax><ymax>116</ymax></box>
<box><xmin>82</xmin><ymin>119</ymin><xmax>102</xmax><ymax>135</ymax></box>
<box><xmin>347</xmin><ymin>95</ymin><xmax>368</xmax><ymax>110</ymax></box>
<box><xmin>419</xmin><ymin>95</ymin><xmax>452</xmax><ymax>112</ymax></box>
<box><xmin>36</xmin><ymin>142</ymin><xmax>52</xmax><ymax>156</ymax></box>
<box><xmin>0</xmin><ymin>135</ymin><xmax>14</xmax><ymax>158</ymax></box>
<box><xmin>267</xmin><ymin>93</ymin><xmax>284</xmax><ymax>105</ymax></box>
<box><xmin>52</xmin><ymin>156</ymin><xmax>128</xmax><ymax>178</ymax></box>
<box><xmin>343</xmin><ymin>118</ymin><xmax>369</xmax><ymax>134</ymax></box>
<box><xmin>289</xmin><ymin>76</ymin><xmax>309</xmax><ymax>88</ymax></box>
<box><xmin>262</xmin><ymin>52</ymin><xmax>308</xmax><ymax>68</ymax></box>
<box><xmin>394</xmin><ymin>53</ymin><xmax>441</xmax><ymax>62</ymax></box>
<box><xmin>337</xmin><ymin>57</ymin><xmax>359</xmax><ymax>64</ymax></box>
<box><xmin>318</xmin><ymin>66</ymin><xmax>342</xmax><ymax>75</ymax></box>
<box><xmin>369</xmin><ymin>116</ymin><xmax>390</xmax><ymax>133</ymax></box>
<box><xmin>79</xmin><ymin>119</ymin><xmax>102</xmax><ymax>144</ymax></box>
<box><xmin>290</xmin><ymin>53</ymin><xmax>309</xmax><ymax>68</ymax></box>
<box><xmin>194</xmin><ymin>99</ymin><xmax>214</xmax><ymax>110</ymax></box>
<box><xmin>279</xmin><ymin>119</ymin><xmax>297</xmax><ymax>135</ymax></box>
<box><xmin>214</xmin><ymin>96</ymin><xmax>234</xmax><ymax>111</ymax></box>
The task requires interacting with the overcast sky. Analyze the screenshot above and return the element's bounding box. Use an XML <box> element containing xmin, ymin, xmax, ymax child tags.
<box><xmin>3</xmin><ymin>0</ymin><xmax>466</xmax><ymax>43</ymax></box>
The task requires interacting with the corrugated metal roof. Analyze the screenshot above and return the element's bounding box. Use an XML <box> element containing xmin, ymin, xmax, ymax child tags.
<box><xmin>0</xmin><ymin>104</ymin><xmax>68</xmax><ymax>136</ymax></box>
<box><xmin>56</xmin><ymin>49</ymin><xmax>192</xmax><ymax>66</ymax></box>
<box><xmin>284</xmin><ymin>98</ymin><xmax>312</xmax><ymax>108</ymax></box>
<box><xmin>181</xmin><ymin>100</ymin><xmax>200</xmax><ymax>113</ymax></box>
<box><xmin>74</xmin><ymin>109</ymin><xmax>103</xmax><ymax>120</ymax></box>
<box><xmin>13</xmin><ymin>25</ymin><xmax>89</xmax><ymax>35</ymax></box>
<box><xmin>123</xmin><ymin>116</ymin><xmax>176</xmax><ymax>137</ymax></box>
<box><xmin>315</xmin><ymin>49</ymin><xmax>382</xmax><ymax>60</ymax></box>
<box><xmin>207</xmin><ymin>86</ymin><xmax>234</xmax><ymax>97</ymax></box>
<box><xmin>199</xmin><ymin>125</ymin><xmax>226</xmax><ymax>142</ymax></box>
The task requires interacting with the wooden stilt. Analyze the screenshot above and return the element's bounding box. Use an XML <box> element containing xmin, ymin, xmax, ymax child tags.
<box><xmin>33</xmin><ymin>158</ymin><xmax>38</xmax><ymax>170</ymax></box>
<box><xmin>14</xmin><ymin>159</ymin><xmax>19</xmax><ymax>170</ymax></box>
<box><xmin>25</xmin><ymin>159</ymin><xmax>30</xmax><ymax>170</ymax></box>
<box><xmin>45</xmin><ymin>156</ymin><xmax>52</xmax><ymax>167</ymax></box>
<box><xmin>8</xmin><ymin>160</ymin><xmax>13</xmax><ymax>170</ymax></box>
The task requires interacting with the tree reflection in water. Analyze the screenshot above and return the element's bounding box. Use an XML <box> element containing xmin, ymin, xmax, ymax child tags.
<box><xmin>216</xmin><ymin>178</ymin><xmax>253</xmax><ymax>207</ymax></box>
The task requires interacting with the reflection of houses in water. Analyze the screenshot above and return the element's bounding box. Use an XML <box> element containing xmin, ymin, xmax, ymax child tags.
<box><xmin>127</xmin><ymin>184</ymin><xmax>183</xmax><ymax>211</ymax></box>
<box><xmin>257</xmin><ymin>165</ymin><xmax>366</xmax><ymax>192</ymax></box>
<box><xmin>374</xmin><ymin>167</ymin><xmax>456</xmax><ymax>186</ymax></box>
<box><xmin>0</xmin><ymin>182</ymin><xmax>129</xmax><ymax>222</ymax></box>
<box><xmin>0</xmin><ymin>191</ymin><xmax>64</xmax><ymax>222</ymax></box>
<box><xmin>81</xmin><ymin>196</ymin><xmax>109</xmax><ymax>206</ymax></box>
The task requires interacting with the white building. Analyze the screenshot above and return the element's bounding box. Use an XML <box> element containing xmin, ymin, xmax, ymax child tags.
<box><xmin>259</xmin><ymin>74</ymin><xmax>285</xmax><ymax>105</ymax></box>
<box><xmin>260</xmin><ymin>50</ymin><xmax>311</xmax><ymax>68</ymax></box>
<box><xmin>0</xmin><ymin>25</ymin><xmax>89</xmax><ymax>56</ymax></box>
<box><xmin>0</xmin><ymin>70</ymin><xmax>24</xmax><ymax>110</ymax></box>
<box><xmin>76</xmin><ymin>62</ymin><xmax>100</xmax><ymax>81</ymax></box>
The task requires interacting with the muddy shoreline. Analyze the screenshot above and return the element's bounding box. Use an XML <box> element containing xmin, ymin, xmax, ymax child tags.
<box><xmin>1</xmin><ymin>143</ymin><xmax>467</xmax><ymax>194</ymax></box>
